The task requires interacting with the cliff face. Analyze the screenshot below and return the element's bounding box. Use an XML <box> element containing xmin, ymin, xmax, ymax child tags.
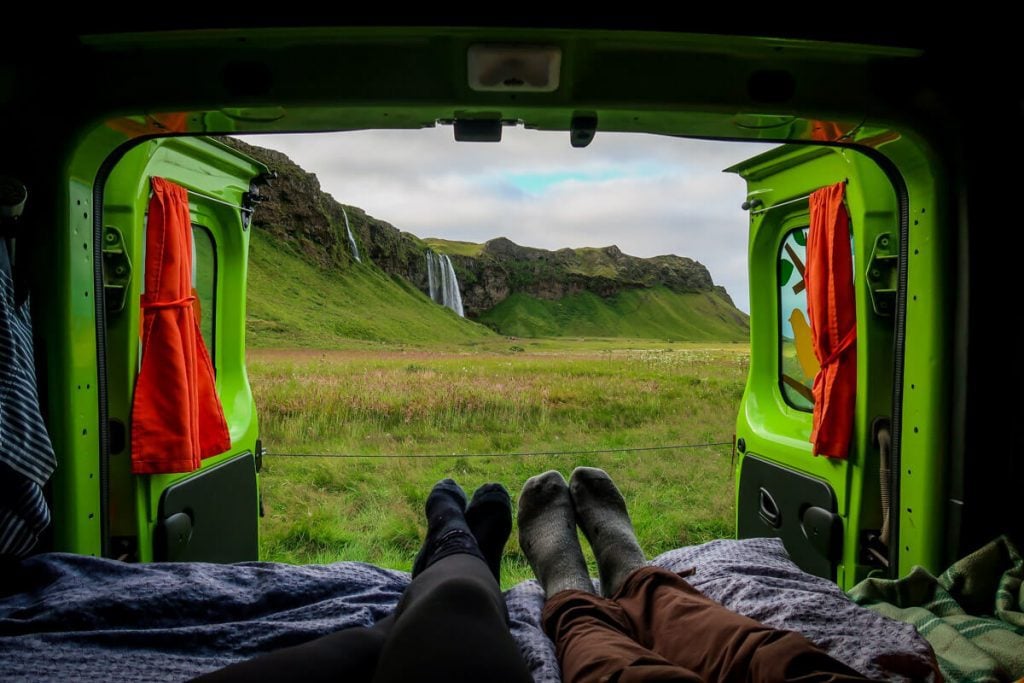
<box><xmin>229</xmin><ymin>137</ymin><xmax>446</xmax><ymax>286</ymax></box>
<box><xmin>223</xmin><ymin>136</ymin><xmax>743</xmax><ymax>325</ymax></box>
<box><xmin>451</xmin><ymin>238</ymin><xmax>732</xmax><ymax>316</ymax></box>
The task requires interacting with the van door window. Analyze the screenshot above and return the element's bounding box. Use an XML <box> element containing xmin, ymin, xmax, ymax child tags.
<box><xmin>192</xmin><ymin>224</ymin><xmax>216</xmax><ymax>361</ymax></box>
<box><xmin>779</xmin><ymin>227</ymin><xmax>817</xmax><ymax>410</ymax></box>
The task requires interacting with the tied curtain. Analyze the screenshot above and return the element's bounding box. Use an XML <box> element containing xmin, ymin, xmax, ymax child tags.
<box><xmin>131</xmin><ymin>177</ymin><xmax>230</xmax><ymax>474</ymax></box>
<box><xmin>806</xmin><ymin>182</ymin><xmax>856</xmax><ymax>458</ymax></box>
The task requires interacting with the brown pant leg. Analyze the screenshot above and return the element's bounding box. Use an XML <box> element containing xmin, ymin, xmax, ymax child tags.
<box><xmin>612</xmin><ymin>566</ymin><xmax>876</xmax><ymax>683</ymax></box>
<box><xmin>542</xmin><ymin>589</ymin><xmax>704</xmax><ymax>683</ymax></box>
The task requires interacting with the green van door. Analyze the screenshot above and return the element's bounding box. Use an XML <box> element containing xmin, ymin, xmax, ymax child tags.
<box><xmin>728</xmin><ymin>145</ymin><xmax>900</xmax><ymax>590</ymax></box>
<box><xmin>96</xmin><ymin>137</ymin><xmax>268</xmax><ymax>562</ymax></box>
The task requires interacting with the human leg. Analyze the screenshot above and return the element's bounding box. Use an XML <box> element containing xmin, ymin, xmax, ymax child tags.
<box><xmin>520</xmin><ymin>470</ymin><xmax>704</xmax><ymax>683</ymax></box>
<box><xmin>541</xmin><ymin>589</ymin><xmax>705</xmax><ymax>683</ymax></box>
<box><xmin>610</xmin><ymin>566</ymin><xmax>875</xmax><ymax>683</ymax></box>
<box><xmin>198</xmin><ymin>480</ymin><xmax>529</xmax><ymax>683</ymax></box>
<box><xmin>569</xmin><ymin>467</ymin><xmax>873</xmax><ymax>683</ymax></box>
<box><xmin>371</xmin><ymin>481</ymin><xmax>530</xmax><ymax>683</ymax></box>
<box><xmin>192</xmin><ymin>615</ymin><xmax>394</xmax><ymax>682</ymax></box>
<box><xmin>371</xmin><ymin>553</ymin><xmax>531</xmax><ymax>683</ymax></box>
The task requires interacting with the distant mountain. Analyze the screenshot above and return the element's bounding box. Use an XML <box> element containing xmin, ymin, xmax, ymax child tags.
<box><xmin>224</xmin><ymin>137</ymin><xmax>749</xmax><ymax>345</ymax></box>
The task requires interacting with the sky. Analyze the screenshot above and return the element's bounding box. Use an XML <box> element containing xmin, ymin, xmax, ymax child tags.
<box><xmin>238</xmin><ymin>128</ymin><xmax>775</xmax><ymax>312</ymax></box>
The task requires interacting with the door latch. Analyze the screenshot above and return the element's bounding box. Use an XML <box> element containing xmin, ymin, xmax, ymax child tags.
<box><xmin>866</xmin><ymin>233</ymin><xmax>898</xmax><ymax>317</ymax></box>
<box><xmin>102</xmin><ymin>225</ymin><xmax>132</xmax><ymax>314</ymax></box>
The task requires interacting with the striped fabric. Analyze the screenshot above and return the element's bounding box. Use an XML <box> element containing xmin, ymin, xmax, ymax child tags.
<box><xmin>850</xmin><ymin>536</ymin><xmax>1024</xmax><ymax>683</ymax></box>
<box><xmin>0</xmin><ymin>240</ymin><xmax>56</xmax><ymax>557</ymax></box>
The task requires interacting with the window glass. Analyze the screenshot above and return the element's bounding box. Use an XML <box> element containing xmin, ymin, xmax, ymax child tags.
<box><xmin>192</xmin><ymin>224</ymin><xmax>216</xmax><ymax>360</ymax></box>
<box><xmin>779</xmin><ymin>228</ymin><xmax>817</xmax><ymax>410</ymax></box>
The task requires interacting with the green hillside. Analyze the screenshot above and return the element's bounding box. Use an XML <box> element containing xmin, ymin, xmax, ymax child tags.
<box><xmin>478</xmin><ymin>288</ymin><xmax>749</xmax><ymax>341</ymax></box>
<box><xmin>422</xmin><ymin>237</ymin><xmax>485</xmax><ymax>257</ymax></box>
<box><xmin>246</xmin><ymin>231</ymin><xmax>495</xmax><ymax>348</ymax></box>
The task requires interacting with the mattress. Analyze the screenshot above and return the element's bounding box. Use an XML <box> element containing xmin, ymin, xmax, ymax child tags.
<box><xmin>0</xmin><ymin>538</ymin><xmax>937</xmax><ymax>681</ymax></box>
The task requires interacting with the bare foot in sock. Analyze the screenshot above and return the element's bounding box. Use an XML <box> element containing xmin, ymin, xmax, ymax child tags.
<box><xmin>412</xmin><ymin>479</ymin><xmax>485</xmax><ymax>578</ymax></box>
<box><xmin>569</xmin><ymin>467</ymin><xmax>646</xmax><ymax>597</ymax></box>
<box><xmin>517</xmin><ymin>470</ymin><xmax>594</xmax><ymax>599</ymax></box>
<box><xmin>466</xmin><ymin>483</ymin><xmax>513</xmax><ymax>583</ymax></box>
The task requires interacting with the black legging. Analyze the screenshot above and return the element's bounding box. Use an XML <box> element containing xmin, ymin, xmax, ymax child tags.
<box><xmin>194</xmin><ymin>553</ymin><xmax>532</xmax><ymax>683</ymax></box>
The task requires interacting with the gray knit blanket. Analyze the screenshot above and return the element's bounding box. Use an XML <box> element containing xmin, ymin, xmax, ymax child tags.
<box><xmin>0</xmin><ymin>538</ymin><xmax>936</xmax><ymax>681</ymax></box>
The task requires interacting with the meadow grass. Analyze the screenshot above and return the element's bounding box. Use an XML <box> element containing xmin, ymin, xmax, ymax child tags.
<box><xmin>253</xmin><ymin>341</ymin><xmax>749</xmax><ymax>588</ymax></box>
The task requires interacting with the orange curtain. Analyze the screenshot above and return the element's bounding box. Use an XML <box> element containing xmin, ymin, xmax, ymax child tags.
<box><xmin>806</xmin><ymin>182</ymin><xmax>856</xmax><ymax>458</ymax></box>
<box><xmin>131</xmin><ymin>177</ymin><xmax>231</xmax><ymax>474</ymax></box>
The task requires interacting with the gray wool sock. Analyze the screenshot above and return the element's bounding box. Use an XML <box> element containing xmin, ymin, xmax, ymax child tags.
<box><xmin>569</xmin><ymin>467</ymin><xmax>646</xmax><ymax>597</ymax></box>
<box><xmin>517</xmin><ymin>470</ymin><xmax>594</xmax><ymax>599</ymax></box>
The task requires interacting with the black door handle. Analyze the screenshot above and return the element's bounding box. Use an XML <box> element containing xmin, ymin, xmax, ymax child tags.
<box><xmin>758</xmin><ymin>487</ymin><xmax>782</xmax><ymax>528</ymax></box>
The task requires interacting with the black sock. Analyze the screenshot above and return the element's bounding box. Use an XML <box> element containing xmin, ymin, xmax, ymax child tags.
<box><xmin>412</xmin><ymin>479</ymin><xmax>485</xmax><ymax>578</ymax></box>
<box><xmin>465</xmin><ymin>483</ymin><xmax>512</xmax><ymax>583</ymax></box>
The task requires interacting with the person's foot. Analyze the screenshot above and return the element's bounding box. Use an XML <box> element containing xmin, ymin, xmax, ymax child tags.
<box><xmin>517</xmin><ymin>470</ymin><xmax>594</xmax><ymax>598</ymax></box>
<box><xmin>412</xmin><ymin>479</ymin><xmax>485</xmax><ymax>577</ymax></box>
<box><xmin>569</xmin><ymin>467</ymin><xmax>646</xmax><ymax>597</ymax></box>
<box><xmin>466</xmin><ymin>483</ymin><xmax>513</xmax><ymax>583</ymax></box>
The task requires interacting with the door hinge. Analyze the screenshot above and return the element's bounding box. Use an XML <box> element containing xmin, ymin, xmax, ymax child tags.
<box><xmin>866</xmin><ymin>233</ymin><xmax>898</xmax><ymax>317</ymax></box>
<box><xmin>102</xmin><ymin>225</ymin><xmax>132</xmax><ymax>314</ymax></box>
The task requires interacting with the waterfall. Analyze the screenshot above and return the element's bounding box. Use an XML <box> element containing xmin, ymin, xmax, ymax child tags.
<box><xmin>341</xmin><ymin>207</ymin><xmax>361</xmax><ymax>262</ymax></box>
<box><xmin>424</xmin><ymin>251</ymin><xmax>465</xmax><ymax>317</ymax></box>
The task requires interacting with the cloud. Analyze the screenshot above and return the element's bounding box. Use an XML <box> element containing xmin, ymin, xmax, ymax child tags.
<box><xmin>237</xmin><ymin>128</ymin><xmax>775</xmax><ymax>312</ymax></box>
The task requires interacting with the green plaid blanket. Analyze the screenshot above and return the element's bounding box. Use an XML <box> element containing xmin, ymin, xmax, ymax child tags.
<box><xmin>849</xmin><ymin>536</ymin><xmax>1024</xmax><ymax>683</ymax></box>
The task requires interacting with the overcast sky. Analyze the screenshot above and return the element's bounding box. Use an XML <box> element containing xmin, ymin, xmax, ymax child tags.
<box><xmin>238</xmin><ymin>128</ymin><xmax>775</xmax><ymax>312</ymax></box>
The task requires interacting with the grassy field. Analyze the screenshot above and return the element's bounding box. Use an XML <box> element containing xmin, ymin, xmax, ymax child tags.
<box><xmin>253</xmin><ymin>342</ymin><xmax>749</xmax><ymax>587</ymax></box>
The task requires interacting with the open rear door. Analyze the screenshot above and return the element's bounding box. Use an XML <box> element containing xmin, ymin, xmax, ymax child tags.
<box><xmin>100</xmin><ymin>137</ymin><xmax>268</xmax><ymax>562</ymax></box>
<box><xmin>728</xmin><ymin>145</ymin><xmax>899</xmax><ymax>589</ymax></box>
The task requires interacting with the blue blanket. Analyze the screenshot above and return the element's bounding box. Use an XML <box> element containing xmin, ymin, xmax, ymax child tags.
<box><xmin>0</xmin><ymin>538</ymin><xmax>937</xmax><ymax>682</ymax></box>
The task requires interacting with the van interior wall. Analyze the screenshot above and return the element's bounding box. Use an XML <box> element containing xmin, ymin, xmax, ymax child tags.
<box><xmin>954</xmin><ymin>102</ymin><xmax>1024</xmax><ymax>557</ymax></box>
